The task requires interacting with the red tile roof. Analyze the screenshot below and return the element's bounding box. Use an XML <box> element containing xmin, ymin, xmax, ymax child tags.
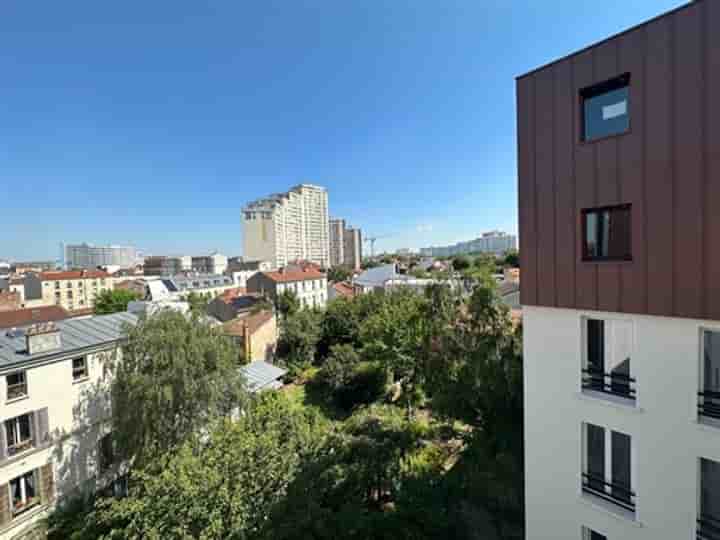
<box><xmin>222</xmin><ymin>310</ymin><xmax>275</xmax><ymax>337</ymax></box>
<box><xmin>40</xmin><ymin>270</ymin><xmax>110</xmax><ymax>281</ymax></box>
<box><xmin>263</xmin><ymin>268</ymin><xmax>325</xmax><ymax>283</ymax></box>
<box><xmin>332</xmin><ymin>281</ymin><xmax>355</xmax><ymax>298</ymax></box>
<box><xmin>0</xmin><ymin>306</ymin><xmax>71</xmax><ymax>329</ymax></box>
<box><xmin>217</xmin><ymin>287</ymin><xmax>248</xmax><ymax>304</ymax></box>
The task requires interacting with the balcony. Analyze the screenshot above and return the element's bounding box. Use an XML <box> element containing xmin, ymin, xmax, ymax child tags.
<box><xmin>698</xmin><ymin>515</ymin><xmax>720</xmax><ymax>540</ymax></box>
<box><xmin>582</xmin><ymin>472</ymin><xmax>635</xmax><ymax>513</ymax></box>
<box><xmin>582</xmin><ymin>369</ymin><xmax>636</xmax><ymax>401</ymax></box>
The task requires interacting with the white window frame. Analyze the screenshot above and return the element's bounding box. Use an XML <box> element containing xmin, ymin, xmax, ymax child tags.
<box><xmin>9</xmin><ymin>470</ymin><xmax>39</xmax><ymax>517</ymax></box>
<box><xmin>72</xmin><ymin>357</ymin><xmax>89</xmax><ymax>381</ymax></box>
<box><xmin>5</xmin><ymin>413</ymin><xmax>34</xmax><ymax>456</ymax></box>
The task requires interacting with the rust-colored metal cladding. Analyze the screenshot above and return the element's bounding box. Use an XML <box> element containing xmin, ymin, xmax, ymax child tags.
<box><xmin>516</xmin><ymin>0</ymin><xmax>720</xmax><ymax>320</ymax></box>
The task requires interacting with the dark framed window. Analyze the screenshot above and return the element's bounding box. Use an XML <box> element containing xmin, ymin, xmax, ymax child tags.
<box><xmin>72</xmin><ymin>357</ymin><xmax>88</xmax><ymax>381</ymax></box>
<box><xmin>99</xmin><ymin>433</ymin><xmax>115</xmax><ymax>472</ymax></box>
<box><xmin>6</xmin><ymin>371</ymin><xmax>27</xmax><ymax>401</ymax></box>
<box><xmin>581</xmin><ymin>73</ymin><xmax>630</xmax><ymax>142</ymax></box>
<box><xmin>582</xmin><ymin>205</ymin><xmax>632</xmax><ymax>262</ymax></box>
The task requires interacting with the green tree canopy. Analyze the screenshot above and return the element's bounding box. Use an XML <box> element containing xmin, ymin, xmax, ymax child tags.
<box><xmin>94</xmin><ymin>289</ymin><xmax>140</xmax><ymax>315</ymax></box>
<box><xmin>277</xmin><ymin>308</ymin><xmax>322</xmax><ymax>374</ymax></box>
<box><xmin>276</xmin><ymin>290</ymin><xmax>301</xmax><ymax>318</ymax></box>
<box><xmin>451</xmin><ymin>255</ymin><xmax>472</xmax><ymax>271</ymax></box>
<box><xmin>327</xmin><ymin>266</ymin><xmax>352</xmax><ymax>283</ymax></box>
<box><xmin>111</xmin><ymin>310</ymin><xmax>246</xmax><ymax>468</ymax></box>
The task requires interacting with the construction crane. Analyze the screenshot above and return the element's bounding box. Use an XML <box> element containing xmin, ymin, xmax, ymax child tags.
<box><xmin>364</xmin><ymin>234</ymin><xmax>392</xmax><ymax>258</ymax></box>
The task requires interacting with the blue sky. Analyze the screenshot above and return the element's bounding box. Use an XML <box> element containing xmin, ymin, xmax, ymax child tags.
<box><xmin>1</xmin><ymin>0</ymin><xmax>684</xmax><ymax>260</ymax></box>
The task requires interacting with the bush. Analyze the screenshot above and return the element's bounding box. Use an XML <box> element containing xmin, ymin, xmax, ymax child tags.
<box><xmin>334</xmin><ymin>361</ymin><xmax>388</xmax><ymax>411</ymax></box>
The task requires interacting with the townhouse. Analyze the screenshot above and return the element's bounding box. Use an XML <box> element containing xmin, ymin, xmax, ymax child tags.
<box><xmin>247</xmin><ymin>267</ymin><xmax>327</xmax><ymax>309</ymax></box>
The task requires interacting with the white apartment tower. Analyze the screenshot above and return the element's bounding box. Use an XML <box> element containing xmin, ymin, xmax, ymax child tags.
<box><xmin>242</xmin><ymin>184</ymin><xmax>330</xmax><ymax>269</ymax></box>
<box><xmin>519</xmin><ymin>2</ymin><xmax>720</xmax><ymax>540</ymax></box>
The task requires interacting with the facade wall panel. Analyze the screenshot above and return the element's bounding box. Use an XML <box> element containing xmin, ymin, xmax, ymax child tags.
<box><xmin>518</xmin><ymin>0</ymin><xmax>718</xmax><ymax>321</ymax></box>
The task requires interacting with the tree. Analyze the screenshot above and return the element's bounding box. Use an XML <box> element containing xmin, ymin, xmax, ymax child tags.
<box><xmin>111</xmin><ymin>310</ymin><xmax>246</xmax><ymax>468</ymax></box>
<box><xmin>184</xmin><ymin>291</ymin><xmax>210</xmax><ymax>316</ymax></box>
<box><xmin>277</xmin><ymin>290</ymin><xmax>301</xmax><ymax>318</ymax></box>
<box><xmin>327</xmin><ymin>266</ymin><xmax>352</xmax><ymax>283</ymax></box>
<box><xmin>277</xmin><ymin>308</ymin><xmax>322</xmax><ymax>374</ymax></box>
<box><xmin>94</xmin><ymin>289</ymin><xmax>140</xmax><ymax>315</ymax></box>
<box><xmin>452</xmin><ymin>256</ymin><xmax>471</xmax><ymax>271</ymax></box>
<box><xmin>84</xmin><ymin>392</ymin><xmax>324</xmax><ymax>540</ymax></box>
<box><xmin>502</xmin><ymin>250</ymin><xmax>519</xmax><ymax>268</ymax></box>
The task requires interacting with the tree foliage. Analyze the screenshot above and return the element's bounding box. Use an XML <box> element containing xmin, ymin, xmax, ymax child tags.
<box><xmin>111</xmin><ymin>310</ymin><xmax>246</xmax><ymax>468</ymax></box>
<box><xmin>277</xmin><ymin>308</ymin><xmax>322</xmax><ymax>375</ymax></box>
<box><xmin>327</xmin><ymin>266</ymin><xmax>352</xmax><ymax>283</ymax></box>
<box><xmin>94</xmin><ymin>289</ymin><xmax>140</xmax><ymax>315</ymax></box>
<box><xmin>276</xmin><ymin>290</ymin><xmax>301</xmax><ymax>318</ymax></box>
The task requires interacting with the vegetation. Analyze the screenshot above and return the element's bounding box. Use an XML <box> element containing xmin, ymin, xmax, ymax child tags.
<box><xmin>182</xmin><ymin>291</ymin><xmax>212</xmax><ymax>316</ymax></box>
<box><xmin>94</xmin><ymin>289</ymin><xmax>140</xmax><ymax>315</ymax></box>
<box><xmin>327</xmin><ymin>265</ymin><xmax>352</xmax><ymax>283</ymax></box>
<box><xmin>276</xmin><ymin>289</ymin><xmax>301</xmax><ymax>318</ymax></box>
<box><xmin>49</xmin><ymin>280</ymin><xmax>524</xmax><ymax>540</ymax></box>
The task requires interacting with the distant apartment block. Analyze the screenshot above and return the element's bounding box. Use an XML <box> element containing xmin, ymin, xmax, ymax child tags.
<box><xmin>242</xmin><ymin>184</ymin><xmax>330</xmax><ymax>268</ymax></box>
<box><xmin>0</xmin><ymin>313</ymin><xmax>136</xmax><ymax>539</ymax></box>
<box><xmin>419</xmin><ymin>231</ymin><xmax>517</xmax><ymax>257</ymax></box>
<box><xmin>519</xmin><ymin>2</ymin><xmax>720</xmax><ymax>539</ymax></box>
<box><xmin>227</xmin><ymin>259</ymin><xmax>274</xmax><ymax>288</ymax></box>
<box><xmin>190</xmin><ymin>252</ymin><xmax>228</xmax><ymax>275</ymax></box>
<box><xmin>142</xmin><ymin>256</ymin><xmax>191</xmax><ymax>277</ymax></box>
<box><xmin>329</xmin><ymin>218</ymin><xmax>363</xmax><ymax>271</ymax></box>
<box><xmin>24</xmin><ymin>271</ymin><xmax>113</xmax><ymax>313</ymax></box>
<box><xmin>64</xmin><ymin>243</ymin><xmax>137</xmax><ymax>270</ymax></box>
<box><xmin>9</xmin><ymin>262</ymin><xmax>55</xmax><ymax>274</ymax></box>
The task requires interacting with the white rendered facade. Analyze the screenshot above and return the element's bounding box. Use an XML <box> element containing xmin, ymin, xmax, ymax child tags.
<box><xmin>242</xmin><ymin>184</ymin><xmax>330</xmax><ymax>268</ymax></box>
<box><xmin>275</xmin><ymin>277</ymin><xmax>328</xmax><ymax>310</ymax></box>
<box><xmin>524</xmin><ymin>305</ymin><xmax>720</xmax><ymax>540</ymax></box>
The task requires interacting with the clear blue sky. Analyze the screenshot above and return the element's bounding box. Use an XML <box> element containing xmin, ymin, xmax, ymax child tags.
<box><xmin>1</xmin><ymin>0</ymin><xmax>685</xmax><ymax>260</ymax></box>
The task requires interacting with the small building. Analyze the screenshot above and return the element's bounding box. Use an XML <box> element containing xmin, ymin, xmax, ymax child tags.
<box><xmin>222</xmin><ymin>310</ymin><xmax>277</xmax><ymax>364</ymax></box>
<box><xmin>0</xmin><ymin>291</ymin><xmax>21</xmax><ymax>313</ymax></box>
<box><xmin>227</xmin><ymin>260</ymin><xmax>274</xmax><ymax>288</ymax></box>
<box><xmin>328</xmin><ymin>281</ymin><xmax>355</xmax><ymax>301</ymax></box>
<box><xmin>207</xmin><ymin>289</ymin><xmax>266</xmax><ymax>322</ymax></box>
<box><xmin>24</xmin><ymin>270</ymin><xmax>113</xmax><ymax>313</ymax></box>
<box><xmin>239</xmin><ymin>360</ymin><xmax>286</xmax><ymax>393</ymax></box>
<box><xmin>247</xmin><ymin>267</ymin><xmax>327</xmax><ymax>310</ymax></box>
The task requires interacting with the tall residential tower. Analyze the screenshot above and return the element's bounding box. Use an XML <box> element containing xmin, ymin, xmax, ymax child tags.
<box><xmin>518</xmin><ymin>2</ymin><xmax>720</xmax><ymax>539</ymax></box>
<box><xmin>242</xmin><ymin>184</ymin><xmax>330</xmax><ymax>268</ymax></box>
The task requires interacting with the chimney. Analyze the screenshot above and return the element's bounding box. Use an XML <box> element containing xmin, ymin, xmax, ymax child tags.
<box><xmin>26</xmin><ymin>322</ymin><xmax>62</xmax><ymax>355</ymax></box>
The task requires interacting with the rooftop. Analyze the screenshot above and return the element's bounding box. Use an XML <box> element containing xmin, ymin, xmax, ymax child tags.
<box><xmin>239</xmin><ymin>360</ymin><xmax>287</xmax><ymax>393</ymax></box>
<box><xmin>40</xmin><ymin>270</ymin><xmax>110</xmax><ymax>281</ymax></box>
<box><xmin>0</xmin><ymin>305</ymin><xmax>71</xmax><ymax>329</ymax></box>
<box><xmin>222</xmin><ymin>310</ymin><xmax>275</xmax><ymax>337</ymax></box>
<box><xmin>262</xmin><ymin>268</ymin><xmax>325</xmax><ymax>283</ymax></box>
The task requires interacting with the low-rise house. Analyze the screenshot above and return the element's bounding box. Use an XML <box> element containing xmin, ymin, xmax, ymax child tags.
<box><xmin>143</xmin><ymin>275</ymin><xmax>234</xmax><ymax>302</ymax></box>
<box><xmin>24</xmin><ymin>271</ymin><xmax>113</xmax><ymax>313</ymax></box>
<box><xmin>222</xmin><ymin>310</ymin><xmax>277</xmax><ymax>363</ymax></box>
<box><xmin>0</xmin><ymin>293</ymin><xmax>20</xmax><ymax>313</ymax></box>
<box><xmin>207</xmin><ymin>289</ymin><xmax>268</xmax><ymax>322</ymax></box>
<box><xmin>327</xmin><ymin>281</ymin><xmax>355</xmax><ymax>301</ymax></box>
<box><xmin>227</xmin><ymin>260</ymin><xmax>273</xmax><ymax>288</ymax></box>
<box><xmin>0</xmin><ymin>306</ymin><xmax>71</xmax><ymax>330</ymax></box>
<box><xmin>352</xmin><ymin>264</ymin><xmax>398</xmax><ymax>294</ymax></box>
<box><xmin>0</xmin><ymin>312</ymin><xmax>136</xmax><ymax>539</ymax></box>
<box><xmin>247</xmin><ymin>267</ymin><xmax>327</xmax><ymax>309</ymax></box>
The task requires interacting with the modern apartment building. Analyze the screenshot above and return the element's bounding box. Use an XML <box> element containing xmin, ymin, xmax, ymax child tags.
<box><xmin>518</xmin><ymin>2</ymin><xmax>720</xmax><ymax>539</ymax></box>
<box><xmin>0</xmin><ymin>313</ymin><xmax>135</xmax><ymax>539</ymax></box>
<box><xmin>190</xmin><ymin>252</ymin><xmax>228</xmax><ymax>275</ymax></box>
<box><xmin>64</xmin><ymin>244</ymin><xmax>137</xmax><ymax>270</ymax></box>
<box><xmin>24</xmin><ymin>271</ymin><xmax>113</xmax><ymax>313</ymax></box>
<box><xmin>242</xmin><ymin>184</ymin><xmax>330</xmax><ymax>269</ymax></box>
<box><xmin>329</xmin><ymin>218</ymin><xmax>363</xmax><ymax>271</ymax></box>
<box><xmin>143</xmin><ymin>256</ymin><xmax>191</xmax><ymax>277</ymax></box>
<box><xmin>419</xmin><ymin>230</ymin><xmax>517</xmax><ymax>258</ymax></box>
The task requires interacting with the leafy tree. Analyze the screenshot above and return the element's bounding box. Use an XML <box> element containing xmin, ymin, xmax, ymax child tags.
<box><xmin>327</xmin><ymin>266</ymin><xmax>352</xmax><ymax>283</ymax></box>
<box><xmin>94</xmin><ymin>289</ymin><xmax>140</xmax><ymax>315</ymax></box>
<box><xmin>319</xmin><ymin>345</ymin><xmax>387</xmax><ymax>410</ymax></box>
<box><xmin>503</xmin><ymin>250</ymin><xmax>519</xmax><ymax>268</ymax></box>
<box><xmin>362</xmin><ymin>259</ymin><xmax>381</xmax><ymax>269</ymax></box>
<box><xmin>184</xmin><ymin>291</ymin><xmax>211</xmax><ymax>316</ymax></box>
<box><xmin>451</xmin><ymin>256</ymin><xmax>471</xmax><ymax>271</ymax></box>
<box><xmin>277</xmin><ymin>308</ymin><xmax>322</xmax><ymax>375</ymax></box>
<box><xmin>277</xmin><ymin>290</ymin><xmax>301</xmax><ymax>318</ymax></box>
<box><xmin>318</xmin><ymin>297</ymin><xmax>362</xmax><ymax>357</ymax></box>
<box><xmin>84</xmin><ymin>392</ymin><xmax>324</xmax><ymax>540</ymax></box>
<box><xmin>111</xmin><ymin>310</ymin><xmax>246</xmax><ymax>468</ymax></box>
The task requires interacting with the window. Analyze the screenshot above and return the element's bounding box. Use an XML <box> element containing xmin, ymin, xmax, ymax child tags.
<box><xmin>582</xmin><ymin>205</ymin><xmax>632</xmax><ymax>262</ymax></box>
<box><xmin>582</xmin><ymin>423</ymin><xmax>634</xmax><ymax>513</ymax></box>
<box><xmin>582</xmin><ymin>318</ymin><xmax>635</xmax><ymax>401</ymax></box>
<box><xmin>66</xmin><ymin>291</ymin><xmax>73</xmax><ymax>299</ymax></box>
<box><xmin>699</xmin><ymin>458</ymin><xmax>720</xmax><ymax>539</ymax></box>
<box><xmin>6</xmin><ymin>372</ymin><xmax>27</xmax><ymax>401</ymax></box>
<box><xmin>9</xmin><ymin>470</ymin><xmax>39</xmax><ymax>516</ymax></box>
<box><xmin>72</xmin><ymin>357</ymin><xmax>88</xmax><ymax>381</ymax></box>
<box><xmin>581</xmin><ymin>73</ymin><xmax>630</xmax><ymax>142</ymax></box>
<box><xmin>99</xmin><ymin>433</ymin><xmax>115</xmax><ymax>472</ymax></box>
<box><xmin>54</xmin><ymin>282</ymin><xmax>60</xmax><ymax>290</ymax></box>
<box><xmin>582</xmin><ymin>528</ymin><xmax>607</xmax><ymax>540</ymax></box>
<box><xmin>66</xmin><ymin>282</ymin><xmax>72</xmax><ymax>289</ymax></box>
<box><xmin>699</xmin><ymin>330</ymin><xmax>720</xmax><ymax>421</ymax></box>
<box><xmin>5</xmin><ymin>414</ymin><xmax>33</xmax><ymax>456</ymax></box>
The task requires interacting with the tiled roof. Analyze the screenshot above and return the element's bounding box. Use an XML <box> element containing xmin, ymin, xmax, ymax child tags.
<box><xmin>0</xmin><ymin>306</ymin><xmax>71</xmax><ymax>329</ymax></box>
<box><xmin>0</xmin><ymin>311</ymin><xmax>137</xmax><ymax>369</ymax></box>
<box><xmin>239</xmin><ymin>360</ymin><xmax>286</xmax><ymax>392</ymax></box>
<box><xmin>263</xmin><ymin>268</ymin><xmax>325</xmax><ymax>283</ymax></box>
<box><xmin>39</xmin><ymin>270</ymin><xmax>110</xmax><ymax>281</ymax></box>
<box><xmin>217</xmin><ymin>288</ymin><xmax>248</xmax><ymax>304</ymax></box>
<box><xmin>332</xmin><ymin>282</ymin><xmax>355</xmax><ymax>298</ymax></box>
<box><xmin>222</xmin><ymin>310</ymin><xmax>274</xmax><ymax>337</ymax></box>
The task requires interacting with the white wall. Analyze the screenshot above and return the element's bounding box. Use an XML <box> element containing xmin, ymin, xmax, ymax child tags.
<box><xmin>276</xmin><ymin>278</ymin><xmax>327</xmax><ymax>309</ymax></box>
<box><xmin>524</xmin><ymin>305</ymin><xmax>720</xmax><ymax>539</ymax></box>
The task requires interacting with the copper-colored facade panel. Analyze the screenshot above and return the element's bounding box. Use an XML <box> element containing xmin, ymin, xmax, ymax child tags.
<box><xmin>517</xmin><ymin>0</ymin><xmax>719</xmax><ymax>321</ymax></box>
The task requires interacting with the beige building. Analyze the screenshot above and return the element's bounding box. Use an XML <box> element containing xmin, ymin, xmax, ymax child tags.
<box><xmin>25</xmin><ymin>271</ymin><xmax>113</xmax><ymax>313</ymax></box>
<box><xmin>242</xmin><ymin>184</ymin><xmax>330</xmax><ymax>268</ymax></box>
<box><xmin>247</xmin><ymin>267</ymin><xmax>328</xmax><ymax>310</ymax></box>
<box><xmin>222</xmin><ymin>311</ymin><xmax>277</xmax><ymax>364</ymax></box>
<box><xmin>329</xmin><ymin>218</ymin><xmax>346</xmax><ymax>267</ymax></box>
<box><xmin>0</xmin><ymin>313</ymin><xmax>135</xmax><ymax>539</ymax></box>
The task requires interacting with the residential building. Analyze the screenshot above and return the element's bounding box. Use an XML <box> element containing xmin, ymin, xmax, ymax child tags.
<box><xmin>329</xmin><ymin>219</ymin><xmax>345</xmax><ymax>267</ymax></box>
<box><xmin>419</xmin><ymin>231</ymin><xmax>517</xmax><ymax>257</ymax></box>
<box><xmin>227</xmin><ymin>260</ymin><xmax>274</xmax><ymax>288</ymax></box>
<box><xmin>242</xmin><ymin>184</ymin><xmax>330</xmax><ymax>268</ymax></box>
<box><xmin>207</xmin><ymin>289</ymin><xmax>266</xmax><ymax>322</ymax></box>
<box><xmin>353</xmin><ymin>264</ymin><xmax>457</xmax><ymax>295</ymax></box>
<box><xmin>222</xmin><ymin>310</ymin><xmax>277</xmax><ymax>363</ymax></box>
<box><xmin>24</xmin><ymin>271</ymin><xmax>113</xmax><ymax>313</ymax></box>
<box><xmin>0</xmin><ymin>264</ymin><xmax>9</xmax><ymax>281</ymax></box>
<box><xmin>143</xmin><ymin>275</ymin><xmax>234</xmax><ymax>302</ymax></box>
<box><xmin>0</xmin><ymin>293</ymin><xmax>20</xmax><ymax>313</ymax></box>
<box><xmin>142</xmin><ymin>256</ymin><xmax>190</xmax><ymax>277</ymax></box>
<box><xmin>64</xmin><ymin>244</ymin><xmax>137</xmax><ymax>270</ymax></box>
<box><xmin>519</xmin><ymin>2</ymin><xmax>720</xmax><ymax>539</ymax></box>
<box><xmin>343</xmin><ymin>227</ymin><xmax>362</xmax><ymax>271</ymax></box>
<box><xmin>247</xmin><ymin>267</ymin><xmax>328</xmax><ymax>310</ymax></box>
<box><xmin>0</xmin><ymin>313</ymin><xmax>136</xmax><ymax>539</ymax></box>
<box><xmin>191</xmin><ymin>252</ymin><xmax>228</xmax><ymax>275</ymax></box>
<box><xmin>9</xmin><ymin>262</ymin><xmax>55</xmax><ymax>275</ymax></box>
<box><xmin>0</xmin><ymin>306</ymin><xmax>71</xmax><ymax>330</ymax></box>
<box><xmin>328</xmin><ymin>281</ymin><xmax>355</xmax><ymax>301</ymax></box>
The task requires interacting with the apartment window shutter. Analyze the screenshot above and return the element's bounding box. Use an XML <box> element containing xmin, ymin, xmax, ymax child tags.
<box><xmin>39</xmin><ymin>463</ymin><xmax>55</xmax><ymax>505</ymax></box>
<box><xmin>0</xmin><ymin>484</ymin><xmax>10</xmax><ymax>527</ymax></box>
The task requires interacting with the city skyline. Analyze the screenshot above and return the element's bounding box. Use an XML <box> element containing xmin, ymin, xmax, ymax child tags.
<box><xmin>0</xmin><ymin>0</ymin><xmax>684</xmax><ymax>260</ymax></box>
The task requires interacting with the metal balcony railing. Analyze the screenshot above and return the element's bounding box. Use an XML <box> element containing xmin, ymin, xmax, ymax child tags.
<box><xmin>582</xmin><ymin>472</ymin><xmax>635</xmax><ymax>512</ymax></box>
<box><xmin>582</xmin><ymin>369</ymin><xmax>636</xmax><ymax>400</ymax></box>
<box><xmin>697</xmin><ymin>514</ymin><xmax>720</xmax><ymax>540</ymax></box>
<box><xmin>698</xmin><ymin>389</ymin><xmax>720</xmax><ymax>420</ymax></box>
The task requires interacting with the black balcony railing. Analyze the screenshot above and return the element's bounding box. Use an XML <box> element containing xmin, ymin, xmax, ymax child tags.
<box><xmin>582</xmin><ymin>369</ymin><xmax>636</xmax><ymax>400</ymax></box>
<box><xmin>697</xmin><ymin>514</ymin><xmax>720</xmax><ymax>540</ymax></box>
<box><xmin>582</xmin><ymin>472</ymin><xmax>635</xmax><ymax>512</ymax></box>
<box><xmin>698</xmin><ymin>389</ymin><xmax>720</xmax><ymax>420</ymax></box>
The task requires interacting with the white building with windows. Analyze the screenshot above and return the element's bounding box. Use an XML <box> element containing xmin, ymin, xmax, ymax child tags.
<box><xmin>242</xmin><ymin>184</ymin><xmax>330</xmax><ymax>269</ymax></box>
<box><xmin>0</xmin><ymin>313</ymin><xmax>135</xmax><ymax>539</ymax></box>
<box><xmin>247</xmin><ymin>267</ymin><xmax>327</xmax><ymax>310</ymax></box>
<box><xmin>64</xmin><ymin>244</ymin><xmax>137</xmax><ymax>270</ymax></box>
